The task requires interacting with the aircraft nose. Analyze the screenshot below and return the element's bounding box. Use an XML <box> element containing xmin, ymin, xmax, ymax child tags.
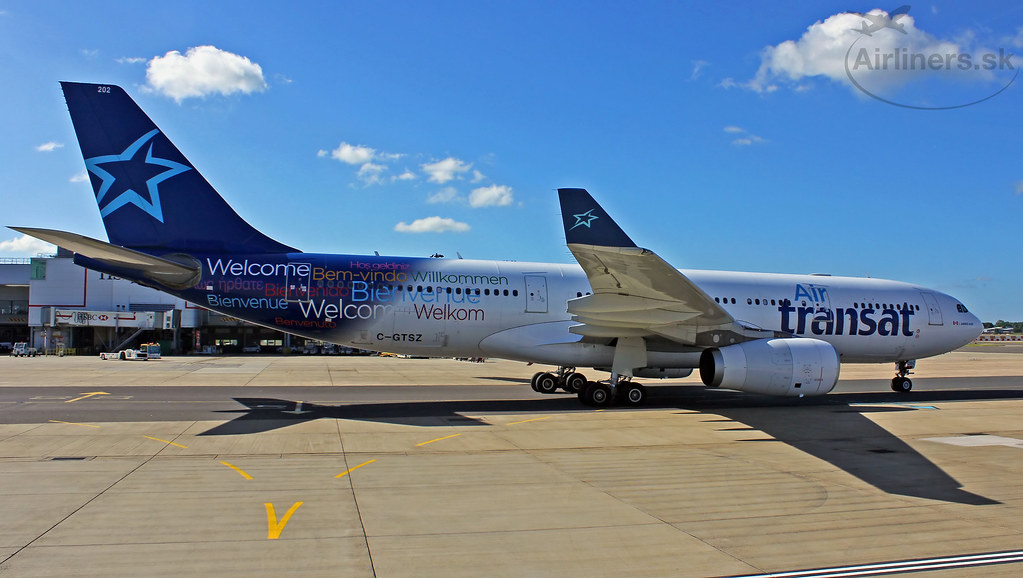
<box><xmin>964</xmin><ymin>312</ymin><xmax>983</xmax><ymax>342</ymax></box>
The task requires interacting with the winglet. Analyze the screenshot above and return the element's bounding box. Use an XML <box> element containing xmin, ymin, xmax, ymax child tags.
<box><xmin>558</xmin><ymin>188</ymin><xmax>637</xmax><ymax>248</ymax></box>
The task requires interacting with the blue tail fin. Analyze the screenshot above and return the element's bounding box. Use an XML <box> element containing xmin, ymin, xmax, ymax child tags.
<box><xmin>61</xmin><ymin>82</ymin><xmax>297</xmax><ymax>254</ymax></box>
<box><xmin>558</xmin><ymin>188</ymin><xmax>637</xmax><ymax>248</ymax></box>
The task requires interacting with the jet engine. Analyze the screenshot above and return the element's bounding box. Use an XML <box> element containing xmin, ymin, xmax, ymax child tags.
<box><xmin>699</xmin><ymin>338</ymin><xmax>839</xmax><ymax>396</ymax></box>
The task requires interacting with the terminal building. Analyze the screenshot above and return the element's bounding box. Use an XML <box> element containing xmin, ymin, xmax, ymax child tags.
<box><xmin>1</xmin><ymin>250</ymin><xmax>297</xmax><ymax>355</ymax></box>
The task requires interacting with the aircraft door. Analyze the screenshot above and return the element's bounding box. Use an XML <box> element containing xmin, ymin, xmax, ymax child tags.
<box><xmin>285</xmin><ymin>263</ymin><xmax>311</xmax><ymax>302</ymax></box>
<box><xmin>921</xmin><ymin>292</ymin><xmax>943</xmax><ymax>326</ymax></box>
<box><xmin>524</xmin><ymin>275</ymin><xmax>548</xmax><ymax>313</ymax></box>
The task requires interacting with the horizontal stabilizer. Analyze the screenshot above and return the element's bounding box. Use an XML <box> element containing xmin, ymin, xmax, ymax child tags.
<box><xmin>9</xmin><ymin>226</ymin><xmax>201</xmax><ymax>289</ymax></box>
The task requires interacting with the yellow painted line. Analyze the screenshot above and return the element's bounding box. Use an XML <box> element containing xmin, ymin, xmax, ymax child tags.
<box><xmin>265</xmin><ymin>501</ymin><xmax>303</xmax><ymax>539</ymax></box>
<box><xmin>335</xmin><ymin>459</ymin><xmax>377</xmax><ymax>479</ymax></box>
<box><xmin>507</xmin><ymin>416</ymin><xmax>553</xmax><ymax>426</ymax></box>
<box><xmin>416</xmin><ymin>433</ymin><xmax>462</xmax><ymax>446</ymax></box>
<box><xmin>143</xmin><ymin>435</ymin><xmax>188</xmax><ymax>449</ymax></box>
<box><xmin>65</xmin><ymin>391</ymin><xmax>110</xmax><ymax>403</ymax></box>
<box><xmin>48</xmin><ymin>420</ymin><xmax>101</xmax><ymax>428</ymax></box>
<box><xmin>219</xmin><ymin>461</ymin><xmax>253</xmax><ymax>480</ymax></box>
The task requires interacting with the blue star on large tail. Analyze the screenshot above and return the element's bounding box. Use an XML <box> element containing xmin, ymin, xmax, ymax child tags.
<box><xmin>84</xmin><ymin>129</ymin><xmax>191</xmax><ymax>223</ymax></box>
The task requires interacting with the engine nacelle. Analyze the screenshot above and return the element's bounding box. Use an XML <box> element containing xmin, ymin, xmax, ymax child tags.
<box><xmin>699</xmin><ymin>338</ymin><xmax>840</xmax><ymax>396</ymax></box>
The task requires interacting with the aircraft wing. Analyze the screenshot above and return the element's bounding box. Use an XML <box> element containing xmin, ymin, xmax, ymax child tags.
<box><xmin>558</xmin><ymin>189</ymin><xmax>774</xmax><ymax>346</ymax></box>
<box><xmin>8</xmin><ymin>226</ymin><xmax>201</xmax><ymax>289</ymax></box>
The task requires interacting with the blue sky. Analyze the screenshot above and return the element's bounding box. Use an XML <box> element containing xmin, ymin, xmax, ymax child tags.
<box><xmin>1</xmin><ymin>1</ymin><xmax>1020</xmax><ymax>321</ymax></box>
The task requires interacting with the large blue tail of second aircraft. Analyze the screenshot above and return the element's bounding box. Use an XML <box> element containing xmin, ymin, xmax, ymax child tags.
<box><xmin>60</xmin><ymin>82</ymin><xmax>297</xmax><ymax>254</ymax></box>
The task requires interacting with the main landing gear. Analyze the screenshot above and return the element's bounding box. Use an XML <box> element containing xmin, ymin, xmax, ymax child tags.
<box><xmin>891</xmin><ymin>360</ymin><xmax>915</xmax><ymax>393</ymax></box>
<box><xmin>530</xmin><ymin>368</ymin><xmax>646</xmax><ymax>407</ymax></box>
<box><xmin>530</xmin><ymin>367</ymin><xmax>587</xmax><ymax>395</ymax></box>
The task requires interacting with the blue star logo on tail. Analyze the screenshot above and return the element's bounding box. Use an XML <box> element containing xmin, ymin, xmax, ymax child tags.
<box><xmin>570</xmin><ymin>208</ymin><xmax>600</xmax><ymax>230</ymax></box>
<box><xmin>84</xmin><ymin>129</ymin><xmax>191</xmax><ymax>223</ymax></box>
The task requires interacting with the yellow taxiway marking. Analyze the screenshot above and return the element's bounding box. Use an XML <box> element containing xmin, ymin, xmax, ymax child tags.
<box><xmin>265</xmin><ymin>501</ymin><xmax>303</xmax><ymax>539</ymax></box>
<box><xmin>65</xmin><ymin>391</ymin><xmax>110</xmax><ymax>403</ymax></box>
<box><xmin>48</xmin><ymin>420</ymin><xmax>101</xmax><ymax>428</ymax></box>
<box><xmin>143</xmin><ymin>436</ymin><xmax>188</xmax><ymax>449</ymax></box>
<box><xmin>507</xmin><ymin>416</ymin><xmax>553</xmax><ymax>426</ymax></box>
<box><xmin>416</xmin><ymin>433</ymin><xmax>462</xmax><ymax>446</ymax></box>
<box><xmin>335</xmin><ymin>459</ymin><xmax>377</xmax><ymax>479</ymax></box>
<box><xmin>219</xmin><ymin>461</ymin><xmax>253</xmax><ymax>480</ymax></box>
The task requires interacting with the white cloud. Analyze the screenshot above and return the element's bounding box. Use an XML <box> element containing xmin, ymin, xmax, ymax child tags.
<box><xmin>117</xmin><ymin>56</ymin><xmax>146</xmax><ymax>64</ymax></box>
<box><xmin>376</xmin><ymin>152</ymin><xmax>404</xmax><ymax>162</ymax></box>
<box><xmin>724</xmin><ymin>126</ymin><xmax>767</xmax><ymax>146</ymax></box>
<box><xmin>690</xmin><ymin>59</ymin><xmax>710</xmax><ymax>80</ymax></box>
<box><xmin>324</xmin><ymin>142</ymin><xmax>377</xmax><ymax>165</ymax></box>
<box><xmin>70</xmin><ymin>171</ymin><xmax>89</xmax><ymax>183</ymax></box>
<box><xmin>471</xmin><ymin>169</ymin><xmax>486</xmax><ymax>183</ymax></box>
<box><xmin>357</xmin><ymin>162</ymin><xmax>386</xmax><ymax>185</ymax></box>
<box><xmin>35</xmin><ymin>142</ymin><xmax>63</xmax><ymax>152</ymax></box>
<box><xmin>421</xmin><ymin>157</ymin><xmax>471</xmax><ymax>184</ymax></box>
<box><xmin>394</xmin><ymin>216</ymin><xmax>470</xmax><ymax>233</ymax></box>
<box><xmin>732</xmin><ymin>136</ymin><xmax>765</xmax><ymax>146</ymax></box>
<box><xmin>427</xmin><ymin>187</ymin><xmax>459</xmax><ymax>204</ymax></box>
<box><xmin>468</xmin><ymin>184</ymin><xmax>514</xmax><ymax>207</ymax></box>
<box><xmin>319</xmin><ymin>142</ymin><xmax>405</xmax><ymax>185</ymax></box>
<box><xmin>0</xmin><ymin>235</ymin><xmax>56</xmax><ymax>257</ymax></box>
<box><xmin>80</xmin><ymin>49</ymin><xmax>99</xmax><ymax>58</ymax></box>
<box><xmin>145</xmin><ymin>45</ymin><xmax>267</xmax><ymax>102</ymax></box>
<box><xmin>745</xmin><ymin>9</ymin><xmax>972</xmax><ymax>95</ymax></box>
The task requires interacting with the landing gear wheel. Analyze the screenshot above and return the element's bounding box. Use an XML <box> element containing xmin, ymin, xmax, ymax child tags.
<box><xmin>536</xmin><ymin>372</ymin><xmax>559</xmax><ymax>394</ymax></box>
<box><xmin>563</xmin><ymin>372</ymin><xmax>587</xmax><ymax>393</ymax></box>
<box><xmin>620</xmin><ymin>383</ymin><xmax>646</xmax><ymax>406</ymax></box>
<box><xmin>530</xmin><ymin>372</ymin><xmax>544</xmax><ymax>392</ymax></box>
<box><xmin>891</xmin><ymin>376</ymin><xmax>912</xmax><ymax>393</ymax></box>
<box><xmin>581</xmin><ymin>382</ymin><xmax>614</xmax><ymax>407</ymax></box>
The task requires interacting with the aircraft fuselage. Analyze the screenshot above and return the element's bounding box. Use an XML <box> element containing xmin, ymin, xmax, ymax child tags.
<box><xmin>128</xmin><ymin>251</ymin><xmax>981</xmax><ymax>370</ymax></box>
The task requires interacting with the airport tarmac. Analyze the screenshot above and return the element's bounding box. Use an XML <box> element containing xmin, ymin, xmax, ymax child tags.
<box><xmin>1</xmin><ymin>346</ymin><xmax>1023</xmax><ymax>577</ymax></box>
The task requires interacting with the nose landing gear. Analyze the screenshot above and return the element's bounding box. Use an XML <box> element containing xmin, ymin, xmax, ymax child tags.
<box><xmin>891</xmin><ymin>360</ymin><xmax>915</xmax><ymax>393</ymax></box>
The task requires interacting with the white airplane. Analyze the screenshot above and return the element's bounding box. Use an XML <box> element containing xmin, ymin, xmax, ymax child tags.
<box><xmin>11</xmin><ymin>82</ymin><xmax>984</xmax><ymax>406</ymax></box>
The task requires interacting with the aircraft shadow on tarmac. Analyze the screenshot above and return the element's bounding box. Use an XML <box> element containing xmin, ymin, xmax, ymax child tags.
<box><xmin>199</xmin><ymin>387</ymin><xmax>1023</xmax><ymax>506</ymax></box>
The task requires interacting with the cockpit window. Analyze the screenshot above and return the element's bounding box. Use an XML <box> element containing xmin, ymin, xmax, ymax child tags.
<box><xmin>956</xmin><ymin>303</ymin><xmax>969</xmax><ymax>313</ymax></box>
